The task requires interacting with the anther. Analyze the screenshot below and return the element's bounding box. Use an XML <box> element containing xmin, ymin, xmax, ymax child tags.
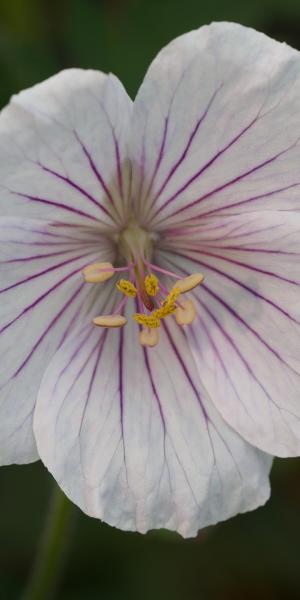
<box><xmin>153</xmin><ymin>287</ymin><xmax>180</xmax><ymax>319</ymax></box>
<box><xmin>175</xmin><ymin>299</ymin><xmax>196</xmax><ymax>325</ymax></box>
<box><xmin>116</xmin><ymin>279</ymin><xmax>137</xmax><ymax>297</ymax></box>
<box><xmin>172</xmin><ymin>273</ymin><xmax>204</xmax><ymax>294</ymax></box>
<box><xmin>93</xmin><ymin>315</ymin><xmax>127</xmax><ymax>328</ymax></box>
<box><xmin>144</xmin><ymin>274</ymin><xmax>159</xmax><ymax>296</ymax></box>
<box><xmin>82</xmin><ymin>262</ymin><xmax>114</xmax><ymax>283</ymax></box>
<box><xmin>139</xmin><ymin>327</ymin><xmax>159</xmax><ymax>347</ymax></box>
<box><xmin>133</xmin><ymin>313</ymin><xmax>160</xmax><ymax>328</ymax></box>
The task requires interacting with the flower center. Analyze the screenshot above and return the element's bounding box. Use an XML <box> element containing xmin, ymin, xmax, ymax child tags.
<box><xmin>82</xmin><ymin>219</ymin><xmax>204</xmax><ymax>347</ymax></box>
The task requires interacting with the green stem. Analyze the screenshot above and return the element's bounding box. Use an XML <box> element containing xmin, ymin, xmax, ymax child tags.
<box><xmin>22</xmin><ymin>484</ymin><xmax>75</xmax><ymax>600</ymax></box>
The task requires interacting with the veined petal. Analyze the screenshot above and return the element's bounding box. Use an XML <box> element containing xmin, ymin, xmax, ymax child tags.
<box><xmin>131</xmin><ymin>22</ymin><xmax>300</xmax><ymax>229</ymax></box>
<box><xmin>0</xmin><ymin>69</ymin><xmax>132</xmax><ymax>229</ymax></box>
<box><xmin>158</xmin><ymin>211</ymin><xmax>300</xmax><ymax>457</ymax></box>
<box><xmin>0</xmin><ymin>217</ymin><xmax>116</xmax><ymax>464</ymax></box>
<box><xmin>34</xmin><ymin>306</ymin><xmax>271</xmax><ymax>537</ymax></box>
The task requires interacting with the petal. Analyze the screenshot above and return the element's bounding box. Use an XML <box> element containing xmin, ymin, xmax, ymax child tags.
<box><xmin>0</xmin><ymin>69</ymin><xmax>132</xmax><ymax>229</ymax></box>
<box><xmin>158</xmin><ymin>211</ymin><xmax>300</xmax><ymax>457</ymax></box>
<box><xmin>34</xmin><ymin>306</ymin><xmax>271</xmax><ymax>537</ymax></box>
<box><xmin>131</xmin><ymin>22</ymin><xmax>300</xmax><ymax>229</ymax></box>
<box><xmin>0</xmin><ymin>217</ymin><xmax>116</xmax><ymax>464</ymax></box>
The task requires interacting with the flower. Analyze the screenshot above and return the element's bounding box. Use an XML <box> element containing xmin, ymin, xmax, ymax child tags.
<box><xmin>4</xmin><ymin>19</ymin><xmax>300</xmax><ymax>537</ymax></box>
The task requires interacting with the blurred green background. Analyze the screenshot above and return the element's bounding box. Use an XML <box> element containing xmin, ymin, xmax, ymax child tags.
<box><xmin>1</xmin><ymin>0</ymin><xmax>300</xmax><ymax>598</ymax></box>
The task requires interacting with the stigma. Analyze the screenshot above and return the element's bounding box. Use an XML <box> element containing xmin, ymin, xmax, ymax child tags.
<box><xmin>81</xmin><ymin>220</ymin><xmax>204</xmax><ymax>347</ymax></box>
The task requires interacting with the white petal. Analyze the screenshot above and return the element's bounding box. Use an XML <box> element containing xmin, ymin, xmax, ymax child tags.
<box><xmin>34</xmin><ymin>306</ymin><xmax>271</xmax><ymax>537</ymax></box>
<box><xmin>0</xmin><ymin>218</ymin><xmax>116</xmax><ymax>464</ymax></box>
<box><xmin>131</xmin><ymin>22</ymin><xmax>300</xmax><ymax>229</ymax></box>
<box><xmin>158</xmin><ymin>211</ymin><xmax>300</xmax><ymax>457</ymax></box>
<box><xmin>0</xmin><ymin>69</ymin><xmax>132</xmax><ymax>228</ymax></box>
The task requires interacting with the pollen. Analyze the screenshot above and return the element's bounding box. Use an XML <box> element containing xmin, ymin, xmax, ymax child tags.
<box><xmin>82</xmin><ymin>262</ymin><xmax>114</xmax><ymax>283</ymax></box>
<box><xmin>175</xmin><ymin>299</ymin><xmax>196</xmax><ymax>325</ymax></box>
<box><xmin>133</xmin><ymin>313</ymin><xmax>161</xmax><ymax>328</ymax></box>
<box><xmin>144</xmin><ymin>274</ymin><xmax>159</xmax><ymax>296</ymax></box>
<box><xmin>116</xmin><ymin>279</ymin><xmax>137</xmax><ymax>297</ymax></box>
<box><xmin>153</xmin><ymin>287</ymin><xmax>181</xmax><ymax>319</ymax></box>
<box><xmin>93</xmin><ymin>314</ymin><xmax>127</xmax><ymax>328</ymax></box>
<box><xmin>173</xmin><ymin>273</ymin><xmax>204</xmax><ymax>294</ymax></box>
<box><xmin>139</xmin><ymin>327</ymin><xmax>159</xmax><ymax>347</ymax></box>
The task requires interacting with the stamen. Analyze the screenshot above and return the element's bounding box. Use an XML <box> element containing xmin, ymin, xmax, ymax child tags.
<box><xmin>144</xmin><ymin>274</ymin><xmax>159</xmax><ymax>296</ymax></box>
<box><xmin>133</xmin><ymin>313</ymin><xmax>160</xmax><ymax>328</ymax></box>
<box><xmin>116</xmin><ymin>279</ymin><xmax>137</xmax><ymax>297</ymax></box>
<box><xmin>152</xmin><ymin>287</ymin><xmax>181</xmax><ymax>319</ymax></box>
<box><xmin>175</xmin><ymin>299</ymin><xmax>196</xmax><ymax>325</ymax></box>
<box><xmin>82</xmin><ymin>262</ymin><xmax>115</xmax><ymax>283</ymax></box>
<box><xmin>172</xmin><ymin>273</ymin><xmax>204</xmax><ymax>294</ymax></box>
<box><xmin>93</xmin><ymin>314</ymin><xmax>127</xmax><ymax>328</ymax></box>
<box><xmin>139</xmin><ymin>327</ymin><xmax>159</xmax><ymax>347</ymax></box>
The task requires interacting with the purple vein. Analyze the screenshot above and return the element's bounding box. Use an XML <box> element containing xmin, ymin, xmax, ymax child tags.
<box><xmin>149</xmin><ymin>86</ymin><xmax>222</xmax><ymax>215</ymax></box>
<box><xmin>153</xmin><ymin>138</ymin><xmax>299</xmax><ymax>224</ymax></box>
<box><xmin>114</xmin><ymin>137</ymin><xmax>124</xmax><ymax>197</ymax></box>
<box><xmin>78</xmin><ymin>330</ymin><xmax>109</xmax><ymax>437</ymax></box>
<box><xmin>4</xmin><ymin>247</ymin><xmax>86</xmax><ymax>264</ymax></box>
<box><xmin>162</xmin><ymin>253</ymin><xmax>300</xmax><ymax>377</ymax></box>
<box><xmin>189</xmin><ymin>248</ymin><xmax>300</xmax><ymax>287</ymax></box>
<box><xmin>191</xmin><ymin>313</ymin><xmax>254</xmax><ymax>422</ymax></box>
<box><xmin>173</xmin><ymin>249</ymin><xmax>300</xmax><ymax>324</ymax></box>
<box><xmin>143</xmin><ymin>347</ymin><xmax>166</xmax><ymax>431</ymax></box>
<box><xmin>162</xmin><ymin>320</ymin><xmax>208</xmax><ymax>421</ymax></box>
<box><xmin>0</xmin><ymin>250</ymin><xmax>93</xmax><ymax>293</ymax></box>
<box><xmin>0</xmin><ymin>264</ymin><xmax>85</xmax><ymax>335</ymax></box>
<box><xmin>12</xmin><ymin>282</ymin><xmax>85</xmax><ymax>378</ymax></box>
<box><xmin>143</xmin><ymin>116</ymin><xmax>169</xmax><ymax>203</ymax></box>
<box><xmin>37</xmin><ymin>161</ymin><xmax>112</xmax><ymax>219</ymax></box>
<box><xmin>118</xmin><ymin>326</ymin><xmax>128</xmax><ymax>479</ymax></box>
<box><xmin>74</xmin><ymin>132</ymin><xmax>122</xmax><ymax>222</ymax></box>
<box><xmin>151</xmin><ymin>108</ymin><xmax>260</xmax><ymax>219</ymax></box>
<box><xmin>196</xmin><ymin>294</ymin><xmax>276</xmax><ymax>407</ymax></box>
<box><xmin>163</xmin><ymin>255</ymin><xmax>285</xmax><ymax>412</ymax></box>
<box><xmin>202</xmin><ymin>282</ymin><xmax>300</xmax><ymax>376</ymax></box>
<box><xmin>199</xmin><ymin>182</ymin><xmax>300</xmax><ymax>219</ymax></box>
<box><xmin>12</xmin><ymin>191</ymin><xmax>99</xmax><ymax>224</ymax></box>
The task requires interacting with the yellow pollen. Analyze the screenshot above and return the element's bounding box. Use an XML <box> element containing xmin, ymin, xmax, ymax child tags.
<box><xmin>133</xmin><ymin>313</ymin><xmax>160</xmax><ymax>328</ymax></box>
<box><xmin>116</xmin><ymin>279</ymin><xmax>137</xmax><ymax>297</ymax></box>
<box><xmin>172</xmin><ymin>273</ymin><xmax>204</xmax><ymax>294</ymax></box>
<box><xmin>144</xmin><ymin>274</ymin><xmax>159</xmax><ymax>296</ymax></box>
<box><xmin>82</xmin><ymin>262</ymin><xmax>114</xmax><ymax>283</ymax></box>
<box><xmin>93</xmin><ymin>314</ymin><xmax>127</xmax><ymax>328</ymax></box>
<box><xmin>153</xmin><ymin>287</ymin><xmax>181</xmax><ymax>319</ymax></box>
<box><xmin>175</xmin><ymin>299</ymin><xmax>196</xmax><ymax>325</ymax></box>
<box><xmin>139</xmin><ymin>327</ymin><xmax>159</xmax><ymax>347</ymax></box>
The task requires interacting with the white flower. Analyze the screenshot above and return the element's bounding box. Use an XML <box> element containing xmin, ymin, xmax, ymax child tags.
<box><xmin>5</xmin><ymin>20</ymin><xmax>300</xmax><ymax>537</ymax></box>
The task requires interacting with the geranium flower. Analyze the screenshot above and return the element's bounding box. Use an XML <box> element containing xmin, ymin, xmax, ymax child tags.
<box><xmin>3</xmin><ymin>20</ymin><xmax>300</xmax><ymax>537</ymax></box>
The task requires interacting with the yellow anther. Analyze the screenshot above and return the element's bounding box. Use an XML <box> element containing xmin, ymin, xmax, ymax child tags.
<box><xmin>82</xmin><ymin>262</ymin><xmax>114</xmax><ymax>283</ymax></box>
<box><xmin>175</xmin><ymin>299</ymin><xmax>196</xmax><ymax>325</ymax></box>
<box><xmin>144</xmin><ymin>274</ymin><xmax>159</xmax><ymax>296</ymax></box>
<box><xmin>116</xmin><ymin>279</ymin><xmax>137</xmax><ymax>297</ymax></box>
<box><xmin>139</xmin><ymin>327</ymin><xmax>159</xmax><ymax>348</ymax></box>
<box><xmin>133</xmin><ymin>313</ymin><xmax>160</xmax><ymax>328</ymax></box>
<box><xmin>153</xmin><ymin>303</ymin><xmax>176</xmax><ymax>319</ymax></box>
<box><xmin>93</xmin><ymin>314</ymin><xmax>127</xmax><ymax>328</ymax></box>
<box><xmin>153</xmin><ymin>287</ymin><xmax>181</xmax><ymax>319</ymax></box>
<box><xmin>172</xmin><ymin>273</ymin><xmax>204</xmax><ymax>294</ymax></box>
